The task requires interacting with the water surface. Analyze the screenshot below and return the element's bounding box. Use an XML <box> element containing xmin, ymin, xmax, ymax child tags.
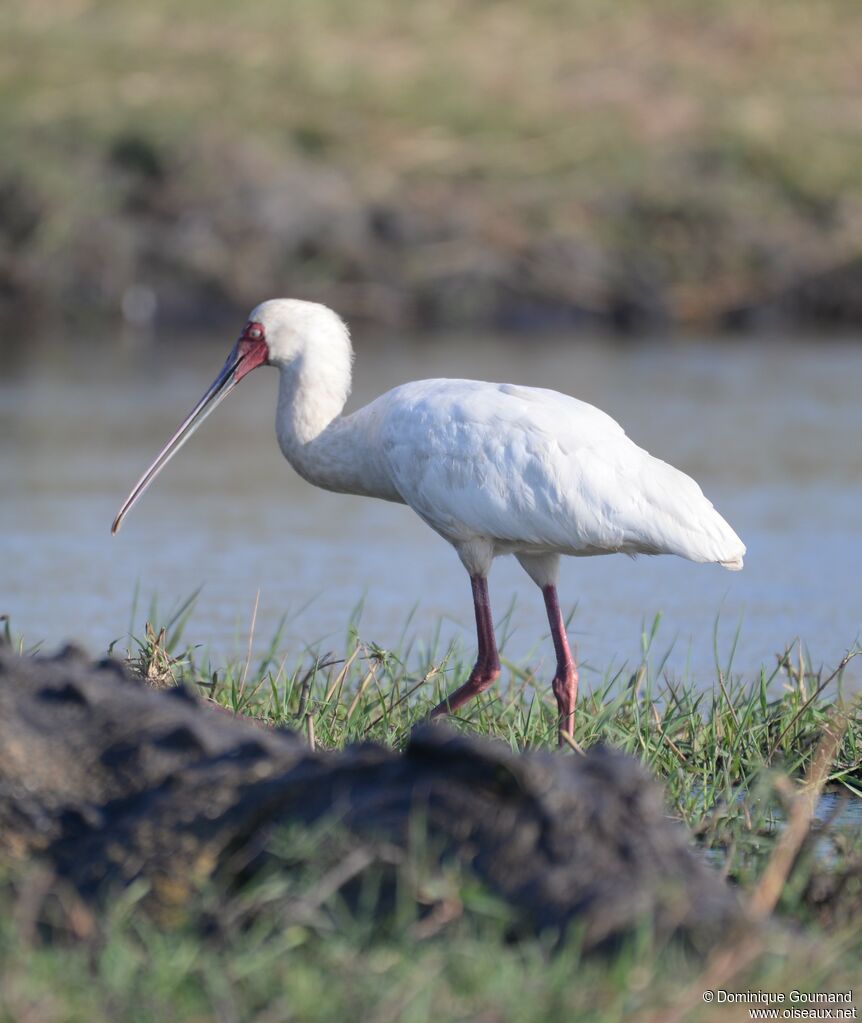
<box><xmin>3</xmin><ymin>330</ymin><xmax>861</xmax><ymax>692</ymax></box>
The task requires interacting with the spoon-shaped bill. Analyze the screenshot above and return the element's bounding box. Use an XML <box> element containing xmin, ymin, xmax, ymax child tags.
<box><xmin>111</xmin><ymin>348</ymin><xmax>244</xmax><ymax>535</ymax></box>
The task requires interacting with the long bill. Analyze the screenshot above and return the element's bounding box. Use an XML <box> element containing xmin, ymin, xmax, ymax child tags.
<box><xmin>112</xmin><ymin>345</ymin><xmax>250</xmax><ymax>535</ymax></box>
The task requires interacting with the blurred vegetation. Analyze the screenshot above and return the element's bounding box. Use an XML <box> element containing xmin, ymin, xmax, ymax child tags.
<box><xmin>1</xmin><ymin>0</ymin><xmax>861</xmax><ymax>330</ymax></box>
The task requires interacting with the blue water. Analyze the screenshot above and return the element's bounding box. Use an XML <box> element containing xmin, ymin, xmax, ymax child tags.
<box><xmin>3</xmin><ymin>330</ymin><xmax>861</xmax><ymax>694</ymax></box>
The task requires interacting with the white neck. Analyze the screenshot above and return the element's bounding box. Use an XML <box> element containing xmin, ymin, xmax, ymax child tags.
<box><xmin>274</xmin><ymin>337</ymin><xmax>349</xmax><ymax>475</ymax></box>
<box><xmin>274</xmin><ymin>342</ymin><xmax>398</xmax><ymax>501</ymax></box>
<box><xmin>277</xmin><ymin>344</ymin><xmax>350</xmax><ymax>440</ymax></box>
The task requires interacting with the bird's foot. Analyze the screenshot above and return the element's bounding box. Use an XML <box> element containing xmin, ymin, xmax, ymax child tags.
<box><xmin>552</xmin><ymin>666</ymin><xmax>578</xmax><ymax>748</ymax></box>
<box><xmin>429</xmin><ymin>662</ymin><xmax>501</xmax><ymax>721</ymax></box>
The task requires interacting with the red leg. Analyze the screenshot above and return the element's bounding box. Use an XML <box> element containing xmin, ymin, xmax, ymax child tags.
<box><xmin>543</xmin><ymin>584</ymin><xmax>578</xmax><ymax>744</ymax></box>
<box><xmin>430</xmin><ymin>575</ymin><xmax>500</xmax><ymax>719</ymax></box>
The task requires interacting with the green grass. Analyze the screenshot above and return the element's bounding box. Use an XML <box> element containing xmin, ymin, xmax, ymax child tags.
<box><xmin>137</xmin><ymin>607</ymin><xmax>862</xmax><ymax>808</ymax></box>
<box><xmin>2</xmin><ymin>609</ymin><xmax>861</xmax><ymax>1022</ymax></box>
<box><xmin>0</xmin><ymin>882</ymin><xmax>856</xmax><ymax>1023</ymax></box>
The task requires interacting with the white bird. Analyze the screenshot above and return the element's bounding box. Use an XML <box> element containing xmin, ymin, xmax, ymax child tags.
<box><xmin>113</xmin><ymin>298</ymin><xmax>745</xmax><ymax>742</ymax></box>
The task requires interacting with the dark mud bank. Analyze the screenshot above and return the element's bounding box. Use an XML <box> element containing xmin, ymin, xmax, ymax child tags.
<box><xmin>0</xmin><ymin>646</ymin><xmax>745</xmax><ymax>951</ymax></box>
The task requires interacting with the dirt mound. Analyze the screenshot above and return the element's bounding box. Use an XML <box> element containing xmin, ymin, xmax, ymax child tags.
<box><xmin>0</xmin><ymin>646</ymin><xmax>744</xmax><ymax>951</ymax></box>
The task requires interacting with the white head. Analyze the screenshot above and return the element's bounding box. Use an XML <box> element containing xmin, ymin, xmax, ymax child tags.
<box><xmin>247</xmin><ymin>298</ymin><xmax>352</xmax><ymax>370</ymax></box>
<box><xmin>111</xmin><ymin>298</ymin><xmax>352</xmax><ymax>534</ymax></box>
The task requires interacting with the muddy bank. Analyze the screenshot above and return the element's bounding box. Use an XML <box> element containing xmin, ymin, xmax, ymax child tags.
<box><xmin>0</xmin><ymin>645</ymin><xmax>745</xmax><ymax>951</ymax></box>
<box><xmin>3</xmin><ymin>134</ymin><xmax>862</xmax><ymax>334</ymax></box>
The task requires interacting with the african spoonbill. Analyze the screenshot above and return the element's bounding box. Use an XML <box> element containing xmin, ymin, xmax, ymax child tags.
<box><xmin>112</xmin><ymin>299</ymin><xmax>745</xmax><ymax>741</ymax></box>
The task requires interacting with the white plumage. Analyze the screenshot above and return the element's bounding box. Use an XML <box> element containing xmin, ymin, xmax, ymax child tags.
<box><xmin>113</xmin><ymin>298</ymin><xmax>745</xmax><ymax>742</ymax></box>
<box><xmin>368</xmin><ymin>378</ymin><xmax>743</xmax><ymax>570</ymax></box>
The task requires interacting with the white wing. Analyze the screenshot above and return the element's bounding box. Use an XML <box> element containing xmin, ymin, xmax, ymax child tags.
<box><xmin>374</xmin><ymin>379</ymin><xmax>744</xmax><ymax>568</ymax></box>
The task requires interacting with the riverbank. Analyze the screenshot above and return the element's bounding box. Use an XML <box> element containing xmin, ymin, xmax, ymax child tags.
<box><xmin>2</xmin><ymin>1</ymin><xmax>862</xmax><ymax>332</ymax></box>
<box><xmin>0</xmin><ymin>621</ymin><xmax>859</xmax><ymax>1021</ymax></box>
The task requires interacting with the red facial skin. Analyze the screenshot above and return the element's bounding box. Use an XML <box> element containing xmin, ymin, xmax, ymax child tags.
<box><xmin>234</xmin><ymin>321</ymin><xmax>269</xmax><ymax>381</ymax></box>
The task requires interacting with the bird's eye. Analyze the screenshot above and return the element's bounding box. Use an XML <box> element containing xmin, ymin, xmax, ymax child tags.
<box><xmin>246</xmin><ymin>324</ymin><xmax>263</xmax><ymax>340</ymax></box>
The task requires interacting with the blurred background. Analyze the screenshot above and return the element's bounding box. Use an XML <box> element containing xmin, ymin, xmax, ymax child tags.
<box><xmin>2</xmin><ymin>0</ymin><xmax>861</xmax><ymax>687</ymax></box>
<box><xmin>2</xmin><ymin>0</ymin><xmax>862</xmax><ymax>330</ymax></box>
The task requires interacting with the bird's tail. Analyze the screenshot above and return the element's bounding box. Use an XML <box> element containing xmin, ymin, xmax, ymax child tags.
<box><xmin>705</xmin><ymin>510</ymin><xmax>746</xmax><ymax>571</ymax></box>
